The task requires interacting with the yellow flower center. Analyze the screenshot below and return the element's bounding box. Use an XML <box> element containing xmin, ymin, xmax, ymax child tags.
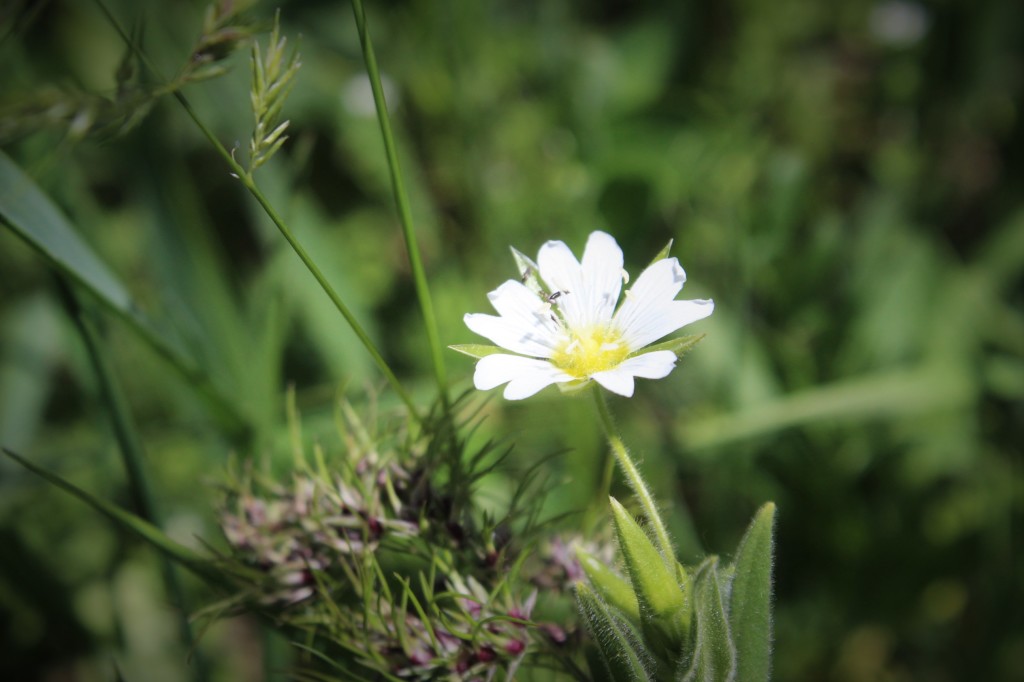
<box><xmin>551</xmin><ymin>325</ymin><xmax>630</xmax><ymax>378</ymax></box>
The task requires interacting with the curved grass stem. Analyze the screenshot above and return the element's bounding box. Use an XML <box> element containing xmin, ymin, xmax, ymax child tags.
<box><xmin>60</xmin><ymin>280</ymin><xmax>208</xmax><ymax>681</ymax></box>
<box><xmin>592</xmin><ymin>388</ymin><xmax>675</xmax><ymax>561</ymax></box>
<box><xmin>177</xmin><ymin>97</ymin><xmax>422</xmax><ymax>423</ymax></box>
<box><xmin>350</xmin><ymin>0</ymin><xmax>448</xmax><ymax>406</ymax></box>
<box><xmin>90</xmin><ymin>0</ymin><xmax>421</xmax><ymax>423</ymax></box>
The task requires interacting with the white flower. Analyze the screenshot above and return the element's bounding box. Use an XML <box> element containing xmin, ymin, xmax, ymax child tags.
<box><xmin>462</xmin><ymin>231</ymin><xmax>714</xmax><ymax>400</ymax></box>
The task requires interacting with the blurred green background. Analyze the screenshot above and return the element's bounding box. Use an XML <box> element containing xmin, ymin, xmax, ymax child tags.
<box><xmin>1</xmin><ymin>0</ymin><xmax>1022</xmax><ymax>680</ymax></box>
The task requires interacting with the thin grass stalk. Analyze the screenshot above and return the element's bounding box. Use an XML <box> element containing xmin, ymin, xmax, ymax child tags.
<box><xmin>349</xmin><ymin>0</ymin><xmax>448</xmax><ymax>405</ymax></box>
<box><xmin>90</xmin><ymin>0</ymin><xmax>421</xmax><ymax>423</ymax></box>
<box><xmin>593</xmin><ymin>388</ymin><xmax>675</xmax><ymax>562</ymax></box>
<box><xmin>175</xmin><ymin>96</ymin><xmax>422</xmax><ymax>423</ymax></box>
<box><xmin>59</xmin><ymin>280</ymin><xmax>208</xmax><ymax>682</ymax></box>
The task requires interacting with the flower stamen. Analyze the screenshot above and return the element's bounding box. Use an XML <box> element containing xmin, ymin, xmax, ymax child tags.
<box><xmin>551</xmin><ymin>326</ymin><xmax>629</xmax><ymax>378</ymax></box>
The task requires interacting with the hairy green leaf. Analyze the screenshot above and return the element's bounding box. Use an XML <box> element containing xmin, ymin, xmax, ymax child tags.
<box><xmin>728</xmin><ymin>502</ymin><xmax>776</xmax><ymax>682</ymax></box>
<box><xmin>681</xmin><ymin>559</ymin><xmax>736</xmax><ymax>682</ymax></box>
<box><xmin>578</xmin><ymin>546</ymin><xmax>641</xmax><ymax>623</ymax></box>
<box><xmin>610</xmin><ymin>497</ymin><xmax>690</xmax><ymax>660</ymax></box>
<box><xmin>577</xmin><ymin>581</ymin><xmax>655</xmax><ymax>681</ymax></box>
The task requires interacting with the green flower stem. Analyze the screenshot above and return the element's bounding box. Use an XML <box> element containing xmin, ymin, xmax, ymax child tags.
<box><xmin>593</xmin><ymin>388</ymin><xmax>675</xmax><ymax>561</ymax></box>
<box><xmin>60</xmin><ymin>281</ymin><xmax>207</xmax><ymax>681</ymax></box>
<box><xmin>91</xmin><ymin>0</ymin><xmax>422</xmax><ymax>423</ymax></box>
<box><xmin>350</xmin><ymin>0</ymin><xmax>448</xmax><ymax>405</ymax></box>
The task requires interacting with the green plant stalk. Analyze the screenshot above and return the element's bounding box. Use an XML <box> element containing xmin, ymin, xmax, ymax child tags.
<box><xmin>350</xmin><ymin>0</ymin><xmax>448</xmax><ymax>404</ymax></box>
<box><xmin>1</xmin><ymin>447</ymin><xmax>249</xmax><ymax>588</ymax></box>
<box><xmin>61</xmin><ymin>282</ymin><xmax>207</xmax><ymax>681</ymax></box>
<box><xmin>174</xmin><ymin>97</ymin><xmax>422</xmax><ymax>422</ymax></box>
<box><xmin>91</xmin><ymin>0</ymin><xmax>421</xmax><ymax>423</ymax></box>
<box><xmin>593</xmin><ymin>388</ymin><xmax>674</xmax><ymax>562</ymax></box>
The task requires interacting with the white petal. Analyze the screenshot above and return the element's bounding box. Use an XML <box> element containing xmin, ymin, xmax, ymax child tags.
<box><xmin>464</xmin><ymin>307</ymin><xmax>560</xmax><ymax>357</ymax></box>
<box><xmin>488</xmin><ymin>281</ymin><xmax>556</xmax><ymax>326</ymax></box>
<box><xmin>504</xmin><ymin>368</ymin><xmax>570</xmax><ymax>400</ymax></box>
<box><xmin>473</xmin><ymin>354</ymin><xmax>544</xmax><ymax>389</ymax></box>
<box><xmin>472</xmin><ymin>354</ymin><xmax>570</xmax><ymax>400</ymax></box>
<box><xmin>614</xmin><ymin>350</ymin><xmax>678</xmax><ymax>379</ymax></box>
<box><xmin>579</xmin><ymin>231</ymin><xmax>624</xmax><ymax>327</ymax></box>
<box><xmin>591</xmin><ymin>368</ymin><xmax>635</xmax><ymax>397</ymax></box>
<box><xmin>536</xmin><ymin>238</ymin><xmax>588</xmax><ymax>330</ymax></box>
<box><xmin>487</xmin><ymin>280</ymin><xmax>564</xmax><ymax>342</ymax></box>
<box><xmin>590</xmin><ymin>350</ymin><xmax>678</xmax><ymax>397</ymax></box>
<box><xmin>620</xmin><ymin>299</ymin><xmax>714</xmax><ymax>351</ymax></box>
<box><xmin>614</xmin><ymin>257</ymin><xmax>713</xmax><ymax>349</ymax></box>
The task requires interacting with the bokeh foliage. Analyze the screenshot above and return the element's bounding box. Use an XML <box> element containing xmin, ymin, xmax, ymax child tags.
<box><xmin>1</xmin><ymin>0</ymin><xmax>1022</xmax><ymax>680</ymax></box>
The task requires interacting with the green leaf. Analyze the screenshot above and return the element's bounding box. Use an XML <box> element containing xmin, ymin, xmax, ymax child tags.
<box><xmin>0</xmin><ymin>150</ymin><xmax>247</xmax><ymax>435</ymax></box>
<box><xmin>0</xmin><ymin>151</ymin><xmax>133</xmax><ymax>312</ymax></box>
<box><xmin>610</xmin><ymin>497</ymin><xmax>690</xmax><ymax>661</ymax></box>
<box><xmin>448</xmin><ymin>344</ymin><xmax>509</xmax><ymax>360</ymax></box>
<box><xmin>576</xmin><ymin>581</ymin><xmax>655</xmax><ymax>681</ymax></box>
<box><xmin>681</xmin><ymin>558</ymin><xmax>736</xmax><ymax>682</ymax></box>
<box><xmin>630</xmin><ymin>334</ymin><xmax>706</xmax><ymax>360</ymax></box>
<box><xmin>578</xmin><ymin>546</ymin><xmax>641</xmax><ymax>623</ymax></box>
<box><xmin>727</xmin><ymin>502</ymin><xmax>776</xmax><ymax>682</ymax></box>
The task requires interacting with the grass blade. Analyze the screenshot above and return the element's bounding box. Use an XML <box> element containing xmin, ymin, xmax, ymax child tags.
<box><xmin>0</xmin><ymin>150</ymin><xmax>249</xmax><ymax>436</ymax></box>
<box><xmin>350</xmin><ymin>0</ymin><xmax>447</xmax><ymax>403</ymax></box>
<box><xmin>60</xmin><ymin>280</ymin><xmax>207</xmax><ymax>680</ymax></box>
<box><xmin>1</xmin><ymin>448</ymin><xmax>233</xmax><ymax>589</ymax></box>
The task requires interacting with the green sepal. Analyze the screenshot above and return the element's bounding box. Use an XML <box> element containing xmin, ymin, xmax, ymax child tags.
<box><xmin>578</xmin><ymin>546</ymin><xmax>641</xmax><ymax>623</ymax></box>
<box><xmin>556</xmin><ymin>377</ymin><xmax>592</xmax><ymax>395</ymax></box>
<box><xmin>648</xmin><ymin>239</ymin><xmax>675</xmax><ymax>268</ymax></box>
<box><xmin>726</xmin><ymin>502</ymin><xmax>776</xmax><ymax>682</ymax></box>
<box><xmin>680</xmin><ymin>558</ymin><xmax>737</xmax><ymax>682</ymax></box>
<box><xmin>629</xmin><ymin>334</ymin><xmax>706</xmax><ymax>361</ymax></box>
<box><xmin>510</xmin><ymin>246</ymin><xmax>545</xmax><ymax>297</ymax></box>
<box><xmin>576</xmin><ymin>581</ymin><xmax>656</xmax><ymax>681</ymax></box>
<box><xmin>610</xmin><ymin>497</ymin><xmax>690</xmax><ymax>660</ymax></box>
<box><xmin>448</xmin><ymin>344</ymin><xmax>507</xmax><ymax>360</ymax></box>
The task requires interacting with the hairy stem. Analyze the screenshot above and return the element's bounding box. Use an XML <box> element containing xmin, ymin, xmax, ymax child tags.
<box><xmin>593</xmin><ymin>388</ymin><xmax>675</xmax><ymax>561</ymax></box>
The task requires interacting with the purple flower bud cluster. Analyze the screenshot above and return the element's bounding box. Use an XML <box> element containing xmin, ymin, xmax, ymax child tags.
<box><xmin>214</xmin><ymin>405</ymin><xmax>582</xmax><ymax>679</ymax></box>
<box><xmin>219</xmin><ymin>455</ymin><xmax>418</xmax><ymax>606</ymax></box>
<box><xmin>363</xmin><ymin>576</ymin><xmax>554</xmax><ymax>680</ymax></box>
<box><xmin>529</xmin><ymin>535</ymin><xmax>615</xmax><ymax>593</ymax></box>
